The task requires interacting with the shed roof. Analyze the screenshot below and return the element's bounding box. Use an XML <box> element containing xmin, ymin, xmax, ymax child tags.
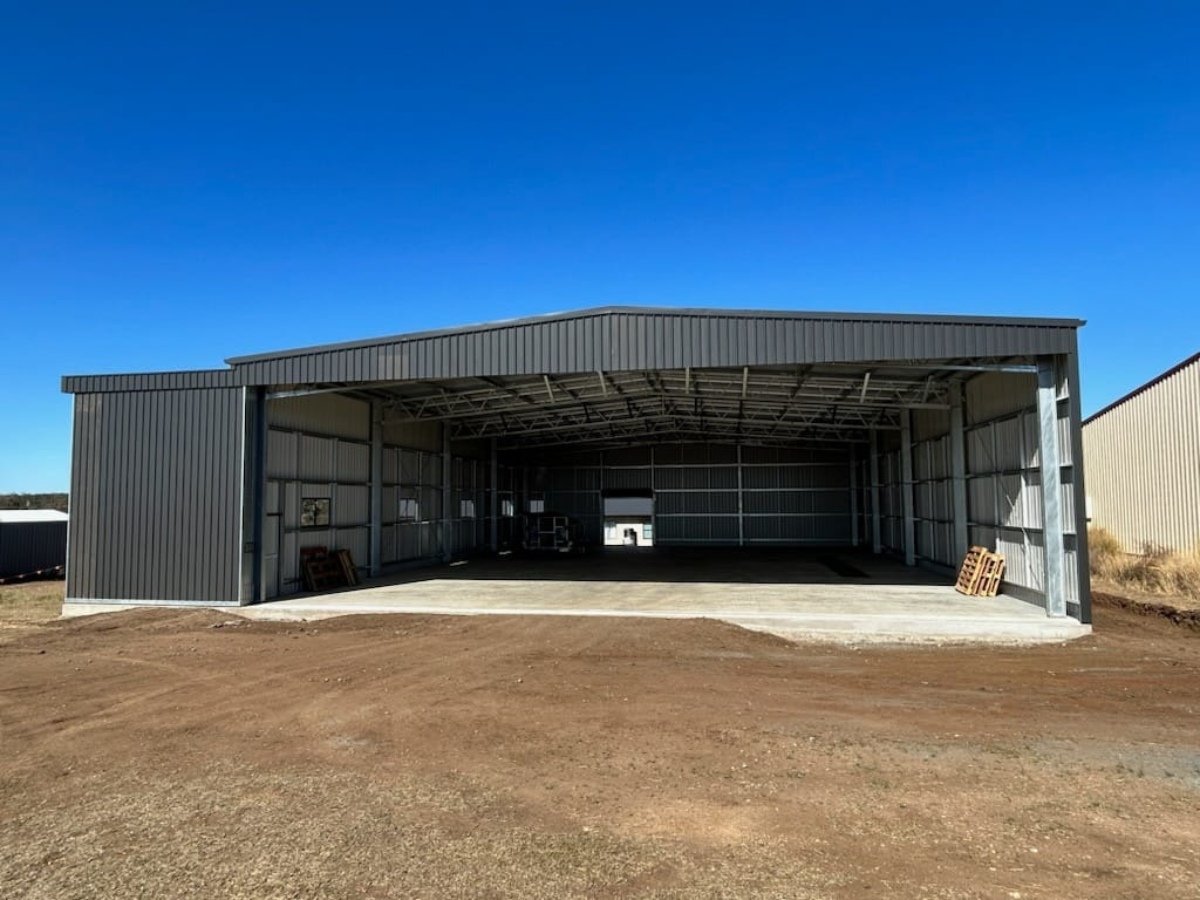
<box><xmin>63</xmin><ymin>305</ymin><xmax>1084</xmax><ymax>394</ymax></box>
<box><xmin>0</xmin><ymin>510</ymin><xmax>69</xmax><ymax>523</ymax></box>
<box><xmin>1083</xmin><ymin>351</ymin><xmax>1200</xmax><ymax>426</ymax></box>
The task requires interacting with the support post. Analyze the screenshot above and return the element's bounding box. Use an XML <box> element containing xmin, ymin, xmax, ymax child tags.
<box><xmin>949</xmin><ymin>382</ymin><xmax>969</xmax><ymax>563</ymax></box>
<box><xmin>489</xmin><ymin>438</ymin><xmax>499</xmax><ymax>553</ymax></box>
<box><xmin>248</xmin><ymin>387</ymin><xmax>268</xmax><ymax>604</ymax></box>
<box><xmin>900</xmin><ymin>409</ymin><xmax>916</xmax><ymax>566</ymax></box>
<box><xmin>1066</xmin><ymin>348</ymin><xmax>1092</xmax><ymax>624</ymax></box>
<box><xmin>369</xmin><ymin>400</ymin><xmax>383</xmax><ymax>577</ymax></box>
<box><xmin>736</xmin><ymin>443</ymin><xmax>745</xmax><ymax>547</ymax></box>
<box><xmin>849</xmin><ymin>443</ymin><xmax>859</xmax><ymax>547</ymax></box>
<box><xmin>1037</xmin><ymin>357</ymin><xmax>1067</xmax><ymax>617</ymax></box>
<box><xmin>869</xmin><ymin>428</ymin><xmax>881</xmax><ymax>554</ymax></box>
<box><xmin>441</xmin><ymin>424</ymin><xmax>452</xmax><ymax>563</ymax></box>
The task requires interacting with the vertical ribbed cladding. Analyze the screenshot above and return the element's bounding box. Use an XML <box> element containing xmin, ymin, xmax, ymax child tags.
<box><xmin>1084</xmin><ymin>353</ymin><xmax>1200</xmax><ymax>555</ymax></box>
<box><xmin>0</xmin><ymin>521</ymin><xmax>68</xmax><ymax>578</ymax></box>
<box><xmin>216</xmin><ymin>310</ymin><xmax>1078</xmax><ymax>386</ymax></box>
<box><xmin>66</xmin><ymin>387</ymin><xmax>244</xmax><ymax>603</ymax></box>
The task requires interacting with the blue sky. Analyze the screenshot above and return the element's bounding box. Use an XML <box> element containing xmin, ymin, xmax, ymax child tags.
<box><xmin>2</xmin><ymin>2</ymin><xmax>1197</xmax><ymax>490</ymax></box>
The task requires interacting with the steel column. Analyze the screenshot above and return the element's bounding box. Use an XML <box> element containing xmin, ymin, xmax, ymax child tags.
<box><xmin>900</xmin><ymin>410</ymin><xmax>916</xmax><ymax>566</ymax></box>
<box><xmin>250</xmin><ymin>387</ymin><xmax>268</xmax><ymax>604</ymax></box>
<box><xmin>849</xmin><ymin>443</ymin><xmax>859</xmax><ymax>547</ymax></box>
<box><xmin>1038</xmin><ymin>357</ymin><xmax>1067</xmax><ymax>617</ymax></box>
<box><xmin>1066</xmin><ymin>349</ymin><xmax>1092</xmax><ymax>623</ymax></box>
<box><xmin>949</xmin><ymin>382</ymin><xmax>969</xmax><ymax>563</ymax></box>
<box><xmin>441</xmin><ymin>424</ymin><xmax>452</xmax><ymax>563</ymax></box>
<box><xmin>869</xmin><ymin>428</ymin><xmax>882</xmax><ymax>554</ymax></box>
<box><xmin>489</xmin><ymin>438</ymin><xmax>499</xmax><ymax>553</ymax></box>
<box><xmin>369</xmin><ymin>400</ymin><xmax>383</xmax><ymax>577</ymax></box>
<box><xmin>736</xmin><ymin>443</ymin><xmax>745</xmax><ymax>547</ymax></box>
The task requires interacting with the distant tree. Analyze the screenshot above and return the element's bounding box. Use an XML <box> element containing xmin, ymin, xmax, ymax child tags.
<box><xmin>0</xmin><ymin>493</ymin><xmax>69</xmax><ymax>512</ymax></box>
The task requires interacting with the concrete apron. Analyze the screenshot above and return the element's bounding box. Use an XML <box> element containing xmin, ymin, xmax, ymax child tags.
<box><xmin>208</xmin><ymin>579</ymin><xmax>1093</xmax><ymax>645</ymax></box>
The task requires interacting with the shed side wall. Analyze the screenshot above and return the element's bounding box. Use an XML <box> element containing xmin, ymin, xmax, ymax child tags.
<box><xmin>1083</xmin><ymin>356</ymin><xmax>1200</xmax><ymax>555</ymax></box>
<box><xmin>0</xmin><ymin>522</ymin><xmax>68</xmax><ymax>578</ymax></box>
<box><xmin>67</xmin><ymin>388</ymin><xmax>244</xmax><ymax>603</ymax></box>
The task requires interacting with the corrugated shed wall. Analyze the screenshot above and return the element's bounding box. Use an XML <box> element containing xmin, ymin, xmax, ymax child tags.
<box><xmin>263</xmin><ymin>395</ymin><xmax>490</xmax><ymax>597</ymax></box>
<box><xmin>524</xmin><ymin>442</ymin><xmax>852</xmax><ymax>546</ymax></box>
<box><xmin>1083</xmin><ymin>355</ymin><xmax>1200</xmax><ymax>554</ymax></box>
<box><xmin>0</xmin><ymin>521</ymin><xmax>68</xmax><ymax>577</ymax></box>
<box><xmin>911</xmin><ymin>425</ymin><xmax>956</xmax><ymax>567</ymax></box>
<box><xmin>67</xmin><ymin>388</ymin><xmax>245</xmax><ymax>603</ymax></box>
<box><xmin>965</xmin><ymin>370</ymin><xmax>1081</xmax><ymax>615</ymax></box>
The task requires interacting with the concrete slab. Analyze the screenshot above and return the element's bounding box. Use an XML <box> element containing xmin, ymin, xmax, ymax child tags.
<box><xmin>234</xmin><ymin>550</ymin><xmax>1091</xmax><ymax>645</ymax></box>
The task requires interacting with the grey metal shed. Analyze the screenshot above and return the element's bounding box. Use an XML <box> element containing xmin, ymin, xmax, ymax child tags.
<box><xmin>0</xmin><ymin>510</ymin><xmax>69</xmax><ymax>579</ymax></box>
<box><xmin>61</xmin><ymin>306</ymin><xmax>1091</xmax><ymax>623</ymax></box>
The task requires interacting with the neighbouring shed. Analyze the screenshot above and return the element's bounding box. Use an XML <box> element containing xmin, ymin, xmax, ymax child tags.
<box><xmin>0</xmin><ymin>509</ymin><xmax>69</xmax><ymax>579</ymax></box>
<box><xmin>1083</xmin><ymin>351</ymin><xmax>1200</xmax><ymax>555</ymax></box>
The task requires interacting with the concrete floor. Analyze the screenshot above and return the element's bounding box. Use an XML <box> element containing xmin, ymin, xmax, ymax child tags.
<box><xmin>241</xmin><ymin>548</ymin><xmax>1092</xmax><ymax>644</ymax></box>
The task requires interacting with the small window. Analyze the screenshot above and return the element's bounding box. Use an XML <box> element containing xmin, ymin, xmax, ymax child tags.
<box><xmin>300</xmin><ymin>498</ymin><xmax>330</xmax><ymax>528</ymax></box>
<box><xmin>528</xmin><ymin>499</ymin><xmax>545</xmax><ymax>514</ymax></box>
<box><xmin>501</xmin><ymin>498</ymin><xmax>514</xmax><ymax>518</ymax></box>
<box><xmin>460</xmin><ymin>499</ymin><xmax>476</xmax><ymax>518</ymax></box>
<box><xmin>398</xmin><ymin>498</ymin><xmax>419</xmax><ymax>522</ymax></box>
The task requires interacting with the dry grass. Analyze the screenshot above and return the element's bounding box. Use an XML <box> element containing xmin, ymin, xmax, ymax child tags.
<box><xmin>0</xmin><ymin>579</ymin><xmax>63</xmax><ymax>627</ymax></box>
<box><xmin>1088</xmin><ymin>527</ymin><xmax>1200</xmax><ymax>600</ymax></box>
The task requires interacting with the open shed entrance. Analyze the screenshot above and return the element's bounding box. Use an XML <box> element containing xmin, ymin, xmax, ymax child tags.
<box><xmin>255</xmin><ymin>351</ymin><xmax>1085</xmax><ymax>627</ymax></box>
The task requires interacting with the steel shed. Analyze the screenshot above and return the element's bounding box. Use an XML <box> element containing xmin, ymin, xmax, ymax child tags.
<box><xmin>1083</xmin><ymin>351</ymin><xmax>1200</xmax><ymax>555</ymax></box>
<box><xmin>0</xmin><ymin>510</ymin><xmax>69</xmax><ymax>579</ymax></box>
<box><xmin>60</xmin><ymin>306</ymin><xmax>1092</xmax><ymax>624</ymax></box>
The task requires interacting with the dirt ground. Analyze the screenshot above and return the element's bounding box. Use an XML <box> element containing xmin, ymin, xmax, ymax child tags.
<box><xmin>1</xmin><ymin>590</ymin><xmax>1198</xmax><ymax>899</ymax></box>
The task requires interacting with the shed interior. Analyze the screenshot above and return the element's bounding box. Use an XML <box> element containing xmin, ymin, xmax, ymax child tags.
<box><xmin>257</xmin><ymin>358</ymin><xmax>1083</xmax><ymax>619</ymax></box>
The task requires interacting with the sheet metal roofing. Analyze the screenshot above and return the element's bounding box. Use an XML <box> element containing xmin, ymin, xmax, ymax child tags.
<box><xmin>0</xmin><ymin>510</ymin><xmax>69</xmax><ymax>523</ymax></box>
<box><xmin>63</xmin><ymin>305</ymin><xmax>1084</xmax><ymax>394</ymax></box>
<box><xmin>1083</xmin><ymin>350</ymin><xmax>1200</xmax><ymax>425</ymax></box>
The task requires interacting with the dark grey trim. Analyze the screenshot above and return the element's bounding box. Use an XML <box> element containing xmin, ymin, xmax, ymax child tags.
<box><xmin>62</xmin><ymin>369</ymin><xmax>237</xmax><ymax>394</ymax></box>
<box><xmin>1066</xmin><ymin>347</ymin><xmax>1093</xmax><ymax>624</ymax></box>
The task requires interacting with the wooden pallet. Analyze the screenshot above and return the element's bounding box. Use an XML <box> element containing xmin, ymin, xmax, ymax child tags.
<box><xmin>954</xmin><ymin>545</ymin><xmax>988</xmax><ymax>595</ymax></box>
<box><xmin>335</xmin><ymin>549</ymin><xmax>360</xmax><ymax>587</ymax></box>
<box><xmin>955</xmin><ymin>546</ymin><xmax>1006</xmax><ymax>598</ymax></box>
<box><xmin>974</xmin><ymin>553</ymin><xmax>1006</xmax><ymax>598</ymax></box>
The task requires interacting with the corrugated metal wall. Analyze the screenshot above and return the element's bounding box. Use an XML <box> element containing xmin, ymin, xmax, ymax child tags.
<box><xmin>911</xmin><ymin>409</ymin><xmax>956</xmax><ymax>568</ymax></box>
<box><xmin>525</xmin><ymin>442</ymin><xmax>852</xmax><ymax>546</ymax></box>
<box><xmin>0</xmin><ymin>521</ymin><xmax>68</xmax><ymax>578</ymax></box>
<box><xmin>67</xmin><ymin>388</ymin><xmax>245</xmax><ymax>603</ymax></box>
<box><xmin>1083</xmin><ymin>355</ymin><xmax>1200</xmax><ymax>554</ymax></box>
<box><xmin>263</xmin><ymin>395</ymin><xmax>492</xmax><ymax>597</ymax></box>
<box><xmin>265</xmin><ymin>394</ymin><xmax>372</xmax><ymax>596</ymax></box>
<box><xmin>964</xmin><ymin>371</ymin><xmax>1082</xmax><ymax>615</ymax></box>
<box><xmin>868</xmin><ymin>370</ymin><xmax>1083</xmax><ymax>617</ymax></box>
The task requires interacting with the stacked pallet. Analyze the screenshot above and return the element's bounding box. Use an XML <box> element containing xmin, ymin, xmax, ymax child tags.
<box><xmin>954</xmin><ymin>545</ymin><xmax>1006</xmax><ymax>598</ymax></box>
<box><xmin>300</xmin><ymin>547</ymin><xmax>361</xmax><ymax>592</ymax></box>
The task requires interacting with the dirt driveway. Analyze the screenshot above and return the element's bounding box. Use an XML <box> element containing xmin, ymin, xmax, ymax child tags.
<box><xmin>1</xmin><ymin>598</ymin><xmax>1197</xmax><ymax>898</ymax></box>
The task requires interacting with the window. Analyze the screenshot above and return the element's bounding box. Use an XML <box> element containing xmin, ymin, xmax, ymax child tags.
<box><xmin>398</xmin><ymin>498</ymin><xmax>419</xmax><ymax>521</ymax></box>
<box><xmin>501</xmin><ymin>498</ymin><xmax>514</xmax><ymax>517</ymax></box>
<box><xmin>300</xmin><ymin>498</ymin><xmax>330</xmax><ymax>528</ymax></box>
<box><xmin>460</xmin><ymin>499</ymin><xmax>476</xmax><ymax>518</ymax></box>
<box><xmin>528</xmin><ymin>499</ymin><xmax>545</xmax><ymax>514</ymax></box>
